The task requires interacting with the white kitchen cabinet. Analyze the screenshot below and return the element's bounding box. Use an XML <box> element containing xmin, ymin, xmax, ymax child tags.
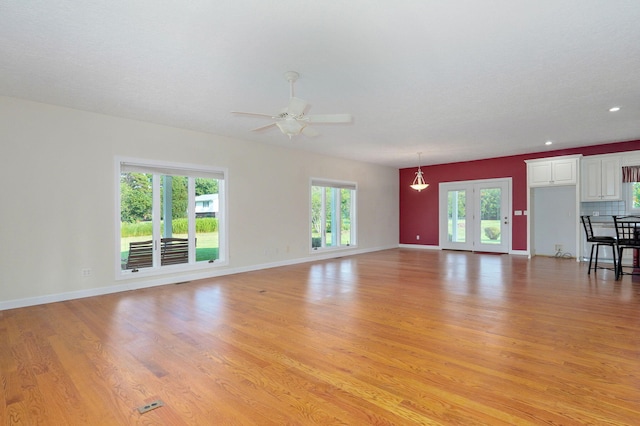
<box><xmin>581</xmin><ymin>155</ymin><xmax>621</xmax><ymax>201</ymax></box>
<box><xmin>526</xmin><ymin>156</ymin><xmax>579</xmax><ymax>187</ymax></box>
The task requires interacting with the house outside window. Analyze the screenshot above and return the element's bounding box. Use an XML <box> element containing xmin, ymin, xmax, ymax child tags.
<box><xmin>311</xmin><ymin>178</ymin><xmax>356</xmax><ymax>250</ymax></box>
<box><xmin>195</xmin><ymin>194</ymin><xmax>218</xmax><ymax>217</ymax></box>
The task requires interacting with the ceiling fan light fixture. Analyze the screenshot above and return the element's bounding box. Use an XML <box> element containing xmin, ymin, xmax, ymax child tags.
<box><xmin>276</xmin><ymin>118</ymin><xmax>304</xmax><ymax>138</ymax></box>
<box><xmin>410</xmin><ymin>152</ymin><xmax>429</xmax><ymax>192</ymax></box>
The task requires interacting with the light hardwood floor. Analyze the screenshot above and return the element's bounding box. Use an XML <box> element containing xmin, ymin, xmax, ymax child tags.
<box><xmin>2</xmin><ymin>249</ymin><xmax>639</xmax><ymax>425</ymax></box>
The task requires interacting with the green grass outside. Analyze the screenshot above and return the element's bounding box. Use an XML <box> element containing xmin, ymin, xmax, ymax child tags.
<box><xmin>311</xmin><ymin>230</ymin><xmax>352</xmax><ymax>246</ymax></box>
<box><xmin>448</xmin><ymin>219</ymin><xmax>501</xmax><ymax>244</ymax></box>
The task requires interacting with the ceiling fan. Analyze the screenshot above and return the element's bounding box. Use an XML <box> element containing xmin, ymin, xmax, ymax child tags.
<box><xmin>231</xmin><ymin>71</ymin><xmax>352</xmax><ymax>139</ymax></box>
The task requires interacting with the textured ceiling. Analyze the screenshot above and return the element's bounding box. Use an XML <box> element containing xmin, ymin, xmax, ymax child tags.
<box><xmin>1</xmin><ymin>1</ymin><xmax>639</xmax><ymax>168</ymax></box>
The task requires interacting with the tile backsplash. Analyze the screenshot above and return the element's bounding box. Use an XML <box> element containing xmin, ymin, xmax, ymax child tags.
<box><xmin>580</xmin><ymin>200</ymin><xmax>626</xmax><ymax>218</ymax></box>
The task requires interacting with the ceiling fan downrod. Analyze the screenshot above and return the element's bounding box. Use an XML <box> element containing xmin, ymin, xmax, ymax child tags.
<box><xmin>284</xmin><ymin>71</ymin><xmax>299</xmax><ymax>99</ymax></box>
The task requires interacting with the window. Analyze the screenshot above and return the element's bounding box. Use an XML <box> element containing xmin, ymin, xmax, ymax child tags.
<box><xmin>310</xmin><ymin>179</ymin><xmax>356</xmax><ymax>250</ymax></box>
<box><xmin>623</xmin><ymin>165</ymin><xmax>640</xmax><ymax>213</ymax></box>
<box><xmin>625</xmin><ymin>182</ymin><xmax>640</xmax><ymax>213</ymax></box>
<box><xmin>117</xmin><ymin>158</ymin><xmax>226</xmax><ymax>275</ymax></box>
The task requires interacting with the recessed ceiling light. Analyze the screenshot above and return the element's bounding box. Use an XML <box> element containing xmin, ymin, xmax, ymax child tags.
<box><xmin>545</xmin><ymin>141</ymin><xmax>553</xmax><ymax>146</ymax></box>
<box><xmin>609</xmin><ymin>107</ymin><xmax>621</xmax><ymax>112</ymax></box>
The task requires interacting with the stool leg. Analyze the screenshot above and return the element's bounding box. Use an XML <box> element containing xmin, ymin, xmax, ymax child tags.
<box><xmin>616</xmin><ymin>247</ymin><xmax>623</xmax><ymax>280</ymax></box>
<box><xmin>594</xmin><ymin>244</ymin><xmax>600</xmax><ymax>271</ymax></box>
<box><xmin>588</xmin><ymin>244</ymin><xmax>595</xmax><ymax>274</ymax></box>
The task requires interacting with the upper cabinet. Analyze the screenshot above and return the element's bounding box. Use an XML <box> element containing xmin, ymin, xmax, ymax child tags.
<box><xmin>581</xmin><ymin>154</ymin><xmax>621</xmax><ymax>201</ymax></box>
<box><xmin>526</xmin><ymin>156</ymin><xmax>580</xmax><ymax>187</ymax></box>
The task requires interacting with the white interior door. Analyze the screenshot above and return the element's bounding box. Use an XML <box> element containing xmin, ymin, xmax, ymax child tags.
<box><xmin>440</xmin><ymin>179</ymin><xmax>511</xmax><ymax>253</ymax></box>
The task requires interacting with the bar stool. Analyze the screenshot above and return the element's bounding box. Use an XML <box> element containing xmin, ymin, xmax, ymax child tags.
<box><xmin>581</xmin><ymin>215</ymin><xmax>617</xmax><ymax>275</ymax></box>
<box><xmin>613</xmin><ymin>215</ymin><xmax>640</xmax><ymax>279</ymax></box>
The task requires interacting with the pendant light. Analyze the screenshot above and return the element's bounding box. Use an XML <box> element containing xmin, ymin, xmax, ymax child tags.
<box><xmin>410</xmin><ymin>152</ymin><xmax>429</xmax><ymax>192</ymax></box>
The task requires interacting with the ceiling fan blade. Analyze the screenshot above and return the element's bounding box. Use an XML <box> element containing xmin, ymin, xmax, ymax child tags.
<box><xmin>286</xmin><ymin>97</ymin><xmax>308</xmax><ymax>117</ymax></box>
<box><xmin>306</xmin><ymin>114</ymin><xmax>352</xmax><ymax>123</ymax></box>
<box><xmin>231</xmin><ymin>111</ymin><xmax>276</xmax><ymax>119</ymax></box>
<box><xmin>302</xmin><ymin>126</ymin><xmax>320</xmax><ymax>137</ymax></box>
<box><xmin>250</xmin><ymin>122</ymin><xmax>277</xmax><ymax>132</ymax></box>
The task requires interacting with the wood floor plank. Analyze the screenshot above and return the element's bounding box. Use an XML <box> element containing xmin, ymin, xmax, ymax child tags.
<box><xmin>2</xmin><ymin>249</ymin><xmax>640</xmax><ymax>424</ymax></box>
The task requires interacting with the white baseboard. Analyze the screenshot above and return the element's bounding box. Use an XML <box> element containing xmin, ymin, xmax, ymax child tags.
<box><xmin>399</xmin><ymin>244</ymin><xmax>530</xmax><ymax>257</ymax></box>
<box><xmin>0</xmin><ymin>244</ymin><xmax>397</xmax><ymax>311</ymax></box>
<box><xmin>398</xmin><ymin>244</ymin><xmax>441</xmax><ymax>250</ymax></box>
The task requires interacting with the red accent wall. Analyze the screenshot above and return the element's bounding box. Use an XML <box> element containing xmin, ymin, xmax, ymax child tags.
<box><xmin>399</xmin><ymin>139</ymin><xmax>640</xmax><ymax>250</ymax></box>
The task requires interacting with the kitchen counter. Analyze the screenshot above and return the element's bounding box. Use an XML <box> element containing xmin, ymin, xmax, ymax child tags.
<box><xmin>588</xmin><ymin>215</ymin><xmax>615</xmax><ymax>224</ymax></box>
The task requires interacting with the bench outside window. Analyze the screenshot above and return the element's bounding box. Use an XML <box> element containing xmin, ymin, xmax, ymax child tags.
<box><xmin>125</xmin><ymin>238</ymin><xmax>189</xmax><ymax>271</ymax></box>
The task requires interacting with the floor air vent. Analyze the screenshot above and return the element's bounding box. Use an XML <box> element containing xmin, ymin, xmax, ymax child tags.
<box><xmin>137</xmin><ymin>399</ymin><xmax>164</xmax><ymax>414</ymax></box>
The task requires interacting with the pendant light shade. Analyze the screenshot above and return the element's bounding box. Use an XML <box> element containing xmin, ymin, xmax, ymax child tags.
<box><xmin>410</xmin><ymin>152</ymin><xmax>429</xmax><ymax>192</ymax></box>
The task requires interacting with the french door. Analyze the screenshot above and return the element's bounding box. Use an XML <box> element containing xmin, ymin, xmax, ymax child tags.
<box><xmin>439</xmin><ymin>178</ymin><xmax>511</xmax><ymax>253</ymax></box>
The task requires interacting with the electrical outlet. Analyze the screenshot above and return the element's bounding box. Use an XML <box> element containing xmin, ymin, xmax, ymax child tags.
<box><xmin>81</xmin><ymin>268</ymin><xmax>92</xmax><ymax>277</ymax></box>
<box><xmin>554</xmin><ymin>244</ymin><xmax>563</xmax><ymax>252</ymax></box>
<box><xmin>416</xmin><ymin>235</ymin><xmax>420</xmax><ymax>240</ymax></box>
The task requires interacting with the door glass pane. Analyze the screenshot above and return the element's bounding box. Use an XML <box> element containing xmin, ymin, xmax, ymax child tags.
<box><xmin>120</xmin><ymin>172</ymin><xmax>153</xmax><ymax>270</ymax></box>
<box><xmin>311</xmin><ymin>186</ymin><xmax>322</xmax><ymax>248</ymax></box>
<box><xmin>448</xmin><ymin>190</ymin><xmax>466</xmax><ymax>242</ymax></box>
<box><xmin>341</xmin><ymin>188</ymin><xmax>351</xmax><ymax>246</ymax></box>
<box><xmin>480</xmin><ymin>187</ymin><xmax>501</xmax><ymax>245</ymax></box>
<box><xmin>195</xmin><ymin>177</ymin><xmax>220</xmax><ymax>262</ymax></box>
<box><xmin>325</xmin><ymin>187</ymin><xmax>336</xmax><ymax>247</ymax></box>
<box><xmin>161</xmin><ymin>175</ymin><xmax>189</xmax><ymax>265</ymax></box>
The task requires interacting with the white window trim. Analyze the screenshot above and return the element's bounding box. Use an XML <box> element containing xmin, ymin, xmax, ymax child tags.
<box><xmin>115</xmin><ymin>156</ymin><xmax>228</xmax><ymax>280</ymax></box>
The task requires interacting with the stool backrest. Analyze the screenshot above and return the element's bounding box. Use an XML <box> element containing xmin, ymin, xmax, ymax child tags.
<box><xmin>581</xmin><ymin>215</ymin><xmax>595</xmax><ymax>241</ymax></box>
<box><xmin>613</xmin><ymin>215</ymin><xmax>640</xmax><ymax>245</ymax></box>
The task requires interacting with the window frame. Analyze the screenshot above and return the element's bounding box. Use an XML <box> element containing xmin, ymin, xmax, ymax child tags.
<box><xmin>310</xmin><ymin>178</ymin><xmax>357</xmax><ymax>252</ymax></box>
<box><xmin>115</xmin><ymin>157</ymin><xmax>228</xmax><ymax>279</ymax></box>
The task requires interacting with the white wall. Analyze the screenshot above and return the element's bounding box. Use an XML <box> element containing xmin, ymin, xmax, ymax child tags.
<box><xmin>0</xmin><ymin>96</ymin><xmax>399</xmax><ymax>308</ymax></box>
